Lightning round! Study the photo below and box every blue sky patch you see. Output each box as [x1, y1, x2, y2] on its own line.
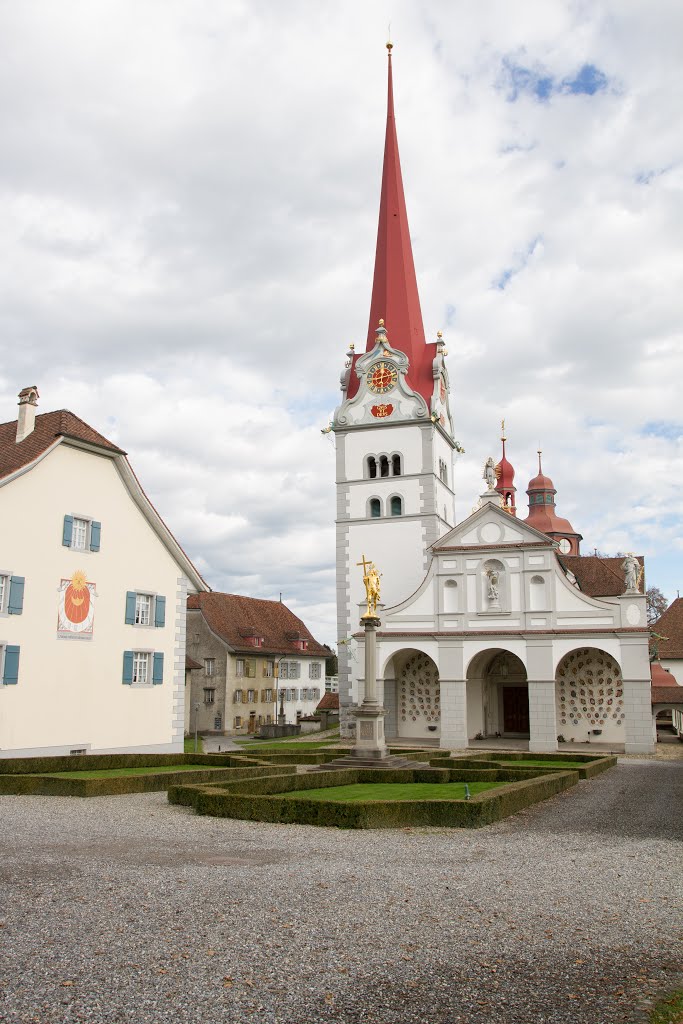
[501, 59, 608, 103]
[641, 420, 683, 441]
[493, 236, 543, 290]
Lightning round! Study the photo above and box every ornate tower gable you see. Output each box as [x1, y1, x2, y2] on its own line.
[333, 321, 428, 429]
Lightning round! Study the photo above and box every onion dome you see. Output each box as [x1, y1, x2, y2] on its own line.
[524, 451, 582, 555]
[494, 421, 516, 515]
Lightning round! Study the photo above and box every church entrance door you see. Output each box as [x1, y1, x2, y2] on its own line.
[503, 686, 530, 734]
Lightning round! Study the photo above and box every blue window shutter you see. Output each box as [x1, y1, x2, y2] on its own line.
[122, 651, 134, 684]
[152, 652, 164, 685]
[154, 595, 166, 628]
[125, 591, 136, 625]
[3, 645, 20, 685]
[62, 515, 73, 547]
[8, 576, 25, 615]
[89, 521, 101, 552]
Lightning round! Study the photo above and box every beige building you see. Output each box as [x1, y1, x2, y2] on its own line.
[0, 387, 206, 756]
[186, 593, 328, 736]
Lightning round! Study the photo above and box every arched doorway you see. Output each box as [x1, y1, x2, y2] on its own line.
[467, 650, 528, 739]
[383, 649, 440, 741]
[654, 706, 679, 743]
[555, 648, 624, 744]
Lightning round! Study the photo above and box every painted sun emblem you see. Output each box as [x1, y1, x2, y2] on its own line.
[64, 569, 91, 623]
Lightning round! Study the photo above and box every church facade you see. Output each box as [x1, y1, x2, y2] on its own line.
[331, 45, 653, 754]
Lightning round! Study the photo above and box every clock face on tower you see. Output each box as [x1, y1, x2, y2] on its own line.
[367, 361, 398, 394]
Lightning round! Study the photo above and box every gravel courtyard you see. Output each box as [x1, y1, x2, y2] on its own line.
[0, 761, 681, 1024]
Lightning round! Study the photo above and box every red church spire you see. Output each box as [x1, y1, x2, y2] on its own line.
[346, 43, 436, 404]
[366, 43, 426, 358]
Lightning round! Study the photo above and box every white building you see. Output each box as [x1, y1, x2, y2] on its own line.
[331, 47, 653, 753]
[0, 386, 206, 756]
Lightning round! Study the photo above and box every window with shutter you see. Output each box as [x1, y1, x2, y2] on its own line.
[122, 651, 134, 685]
[152, 652, 164, 685]
[2, 645, 20, 685]
[7, 576, 24, 615]
[154, 596, 166, 628]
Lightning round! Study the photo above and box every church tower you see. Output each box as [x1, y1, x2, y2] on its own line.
[331, 44, 459, 733]
[523, 451, 583, 555]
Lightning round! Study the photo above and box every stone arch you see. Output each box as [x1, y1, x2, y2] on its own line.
[555, 647, 624, 744]
[653, 704, 682, 743]
[381, 648, 440, 741]
[466, 648, 528, 739]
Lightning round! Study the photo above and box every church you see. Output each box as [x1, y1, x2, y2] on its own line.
[331, 45, 653, 755]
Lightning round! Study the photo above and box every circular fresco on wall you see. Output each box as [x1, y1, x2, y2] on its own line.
[399, 653, 440, 725]
[556, 649, 624, 730]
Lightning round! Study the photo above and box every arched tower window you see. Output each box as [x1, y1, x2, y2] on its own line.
[379, 455, 390, 478]
[390, 496, 402, 517]
[369, 498, 381, 518]
[392, 454, 402, 476]
[367, 456, 377, 479]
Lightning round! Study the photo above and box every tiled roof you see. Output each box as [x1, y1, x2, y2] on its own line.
[651, 663, 678, 687]
[316, 692, 339, 711]
[185, 655, 202, 671]
[558, 554, 644, 598]
[187, 592, 328, 657]
[652, 686, 683, 705]
[652, 598, 683, 659]
[0, 409, 124, 481]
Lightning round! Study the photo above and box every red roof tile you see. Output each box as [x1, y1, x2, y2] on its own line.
[652, 597, 683, 659]
[185, 655, 202, 671]
[651, 663, 678, 687]
[316, 692, 339, 711]
[652, 686, 683, 704]
[558, 554, 644, 598]
[0, 409, 124, 481]
[187, 592, 328, 658]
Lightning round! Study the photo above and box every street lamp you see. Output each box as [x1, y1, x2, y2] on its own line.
[193, 701, 201, 753]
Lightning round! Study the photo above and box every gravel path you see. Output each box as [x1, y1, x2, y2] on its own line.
[0, 761, 681, 1024]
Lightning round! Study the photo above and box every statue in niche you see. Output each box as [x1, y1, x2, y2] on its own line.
[621, 553, 640, 593]
[483, 456, 497, 490]
[485, 567, 501, 608]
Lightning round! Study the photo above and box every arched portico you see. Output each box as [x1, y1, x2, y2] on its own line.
[466, 648, 529, 740]
[382, 648, 440, 741]
[555, 647, 624, 746]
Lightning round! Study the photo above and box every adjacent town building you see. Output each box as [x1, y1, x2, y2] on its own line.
[0, 387, 206, 756]
[186, 592, 328, 735]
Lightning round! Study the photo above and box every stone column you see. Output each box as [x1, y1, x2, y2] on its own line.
[439, 680, 468, 749]
[352, 616, 388, 759]
[526, 638, 557, 752]
[527, 681, 558, 752]
[623, 678, 655, 753]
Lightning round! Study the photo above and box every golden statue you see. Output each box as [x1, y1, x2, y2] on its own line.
[357, 554, 382, 618]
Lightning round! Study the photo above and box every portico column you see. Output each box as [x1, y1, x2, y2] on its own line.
[623, 678, 655, 753]
[527, 680, 558, 752]
[439, 680, 468, 749]
[526, 638, 557, 753]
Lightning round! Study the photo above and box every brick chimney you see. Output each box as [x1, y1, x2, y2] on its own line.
[16, 386, 39, 443]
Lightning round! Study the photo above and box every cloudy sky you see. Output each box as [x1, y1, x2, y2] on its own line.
[1, 0, 681, 644]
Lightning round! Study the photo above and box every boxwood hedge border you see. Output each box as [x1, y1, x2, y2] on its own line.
[168, 765, 579, 829]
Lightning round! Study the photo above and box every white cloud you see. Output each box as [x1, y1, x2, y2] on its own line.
[1, 0, 681, 642]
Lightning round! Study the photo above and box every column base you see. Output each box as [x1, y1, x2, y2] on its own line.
[529, 738, 558, 753]
[352, 702, 388, 759]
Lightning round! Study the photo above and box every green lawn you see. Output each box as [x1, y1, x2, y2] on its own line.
[488, 759, 592, 769]
[281, 782, 502, 802]
[184, 737, 204, 753]
[43, 764, 224, 779]
[649, 989, 683, 1024]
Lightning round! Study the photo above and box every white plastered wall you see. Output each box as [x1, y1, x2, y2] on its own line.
[0, 444, 189, 754]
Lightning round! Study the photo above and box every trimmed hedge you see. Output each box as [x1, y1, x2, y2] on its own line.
[0, 763, 293, 797]
[168, 766, 579, 828]
[0, 752, 245, 775]
[438, 753, 617, 780]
